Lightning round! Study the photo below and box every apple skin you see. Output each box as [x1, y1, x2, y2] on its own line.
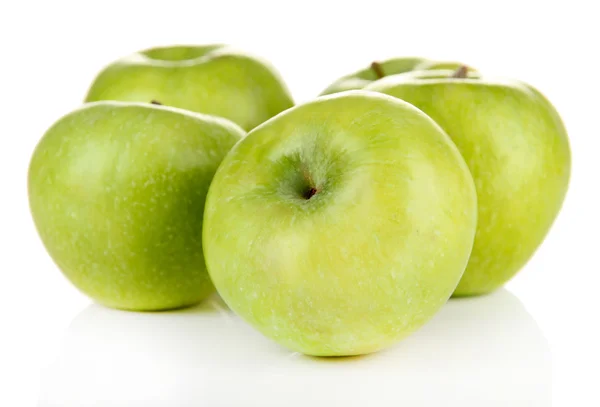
[85, 45, 294, 131]
[203, 91, 478, 356]
[367, 70, 571, 296]
[28, 102, 245, 311]
[320, 57, 471, 95]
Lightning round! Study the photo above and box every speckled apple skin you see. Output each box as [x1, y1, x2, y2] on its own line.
[203, 91, 478, 356]
[367, 71, 571, 296]
[28, 102, 244, 311]
[85, 45, 294, 131]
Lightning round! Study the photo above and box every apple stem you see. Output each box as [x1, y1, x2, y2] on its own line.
[150, 100, 162, 105]
[300, 163, 319, 200]
[303, 187, 319, 200]
[452, 66, 469, 79]
[371, 62, 385, 79]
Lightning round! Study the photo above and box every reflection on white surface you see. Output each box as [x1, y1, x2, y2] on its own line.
[38, 289, 550, 407]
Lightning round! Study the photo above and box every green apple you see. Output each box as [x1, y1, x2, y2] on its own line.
[85, 45, 294, 131]
[320, 57, 472, 95]
[366, 69, 571, 296]
[203, 91, 477, 356]
[28, 102, 244, 311]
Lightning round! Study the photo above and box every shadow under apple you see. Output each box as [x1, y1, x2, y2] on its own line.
[38, 289, 550, 407]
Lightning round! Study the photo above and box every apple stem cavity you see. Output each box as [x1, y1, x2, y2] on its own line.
[150, 100, 162, 105]
[452, 66, 469, 79]
[370, 62, 385, 79]
[303, 187, 319, 200]
[300, 163, 319, 200]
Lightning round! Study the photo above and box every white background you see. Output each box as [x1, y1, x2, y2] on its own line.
[1, 0, 598, 405]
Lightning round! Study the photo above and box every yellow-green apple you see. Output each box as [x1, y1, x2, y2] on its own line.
[85, 45, 293, 131]
[320, 57, 472, 95]
[203, 91, 478, 356]
[28, 102, 244, 311]
[367, 69, 571, 296]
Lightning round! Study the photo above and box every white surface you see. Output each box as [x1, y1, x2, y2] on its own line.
[1, 1, 599, 406]
[39, 290, 550, 407]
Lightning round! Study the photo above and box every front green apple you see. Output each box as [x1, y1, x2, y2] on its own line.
[85, 45, 294, 131]
[367, 70, 571, 296]
[320, 57, 473, 95]
[28, 102, 244, 311]
[203, 91, 478, 356]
